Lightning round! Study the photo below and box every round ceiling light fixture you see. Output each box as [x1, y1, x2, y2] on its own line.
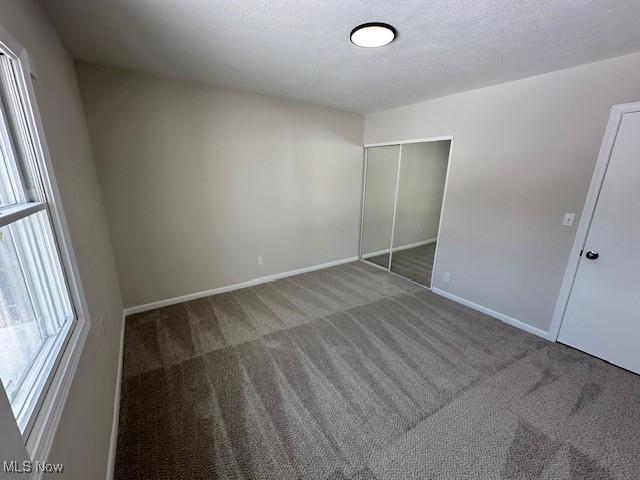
[350, 22, 396, 48]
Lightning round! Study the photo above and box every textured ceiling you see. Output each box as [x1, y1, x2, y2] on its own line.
[40, 0, 640, 113]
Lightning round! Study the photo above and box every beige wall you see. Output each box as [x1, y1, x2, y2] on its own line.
[365, 52, 640, 333]
[0, 1, 123, 479]
[76, 64, 365, 308]
[393, 141, 449, 248]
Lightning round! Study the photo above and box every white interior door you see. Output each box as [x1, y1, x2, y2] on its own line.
[558, 111, 640, 374]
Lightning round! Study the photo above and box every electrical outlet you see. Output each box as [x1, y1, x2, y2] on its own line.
[257, 256, 263, 266]
[562, 213, 576, 226]
[444, 272, 451, 284]
[99, 316, 106, 336]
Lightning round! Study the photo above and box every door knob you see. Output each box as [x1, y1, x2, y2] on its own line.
[585, 251, 599, 260]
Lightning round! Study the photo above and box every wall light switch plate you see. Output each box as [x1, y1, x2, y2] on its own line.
[562, 213, 576, 226]
[257, 256, 263, 266]
[444, 272, 451, 283]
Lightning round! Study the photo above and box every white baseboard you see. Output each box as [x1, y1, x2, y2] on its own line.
[431, 287, 552, 340]
[123, 256, 359, 316]
[362, 237, 437, 259]
[106, 311, 126, 480]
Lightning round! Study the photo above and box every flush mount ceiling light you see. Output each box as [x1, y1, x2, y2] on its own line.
[350, 22, 396, 48]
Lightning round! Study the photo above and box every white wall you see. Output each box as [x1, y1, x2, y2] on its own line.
[0, 1, 123, 479]
[393, 141, 449, 247]
[0, 388, 27, 476]
[76, 63, 365, 309]
[365, 52, 640, 333]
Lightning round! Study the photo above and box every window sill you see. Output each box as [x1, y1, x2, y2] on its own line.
[13, 320, 73, 436]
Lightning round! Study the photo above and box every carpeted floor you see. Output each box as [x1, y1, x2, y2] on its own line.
[115, 261, 640, 479]
[367, 243, 436, 287]
[364, 253, 390, 269]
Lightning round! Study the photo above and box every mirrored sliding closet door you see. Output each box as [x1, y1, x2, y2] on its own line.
[360, 140, 451, 288]
[360, 145, 400, 269]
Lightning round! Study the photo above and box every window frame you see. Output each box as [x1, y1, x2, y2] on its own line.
[0, 23, 91, 467]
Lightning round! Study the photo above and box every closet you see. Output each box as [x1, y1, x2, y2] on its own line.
[360, 139, 451, 288]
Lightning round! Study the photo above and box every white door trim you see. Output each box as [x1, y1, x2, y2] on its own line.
[387, 144, 403, 269]
[549, 102, 640, 341]
[358, 147, 367, 261]
[429, 139, 454, 290]
[364, 135, 453, 148]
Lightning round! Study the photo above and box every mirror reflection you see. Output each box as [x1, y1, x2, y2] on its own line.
[360, 145, 399, 269]
[390, 141, 450, 287]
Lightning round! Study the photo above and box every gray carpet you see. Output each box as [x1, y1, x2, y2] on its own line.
[365, 252, 390, 270]
[115, 261, 640, 479]
[368, 243, 436, 287]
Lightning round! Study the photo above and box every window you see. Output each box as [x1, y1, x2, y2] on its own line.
[0, 46, 76, 437]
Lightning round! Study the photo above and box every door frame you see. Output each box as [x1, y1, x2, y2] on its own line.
[360, 135, 454, 289]
[549, 102, 640, 341]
